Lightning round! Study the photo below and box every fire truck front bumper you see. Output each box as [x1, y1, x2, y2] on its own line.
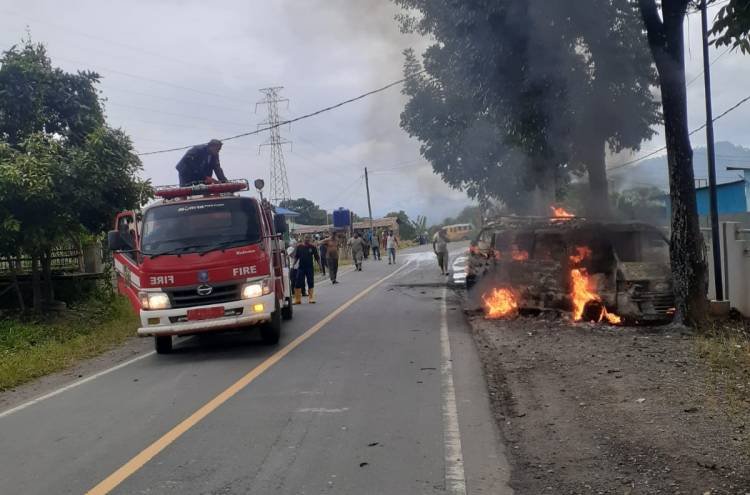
[137, 294, 276, 337]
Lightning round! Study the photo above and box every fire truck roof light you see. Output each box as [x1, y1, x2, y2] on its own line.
[154, 179, 249, 199]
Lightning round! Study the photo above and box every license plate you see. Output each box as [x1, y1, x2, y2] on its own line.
[187, 307, 225, 321]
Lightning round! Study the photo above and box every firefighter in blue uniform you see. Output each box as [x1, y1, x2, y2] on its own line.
[293, 235, 320, 304]
[175, 139, 228, 186]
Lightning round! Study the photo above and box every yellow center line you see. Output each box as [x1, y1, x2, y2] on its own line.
[86, 262, 412, 495]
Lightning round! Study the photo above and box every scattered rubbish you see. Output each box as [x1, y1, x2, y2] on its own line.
[636, 398, 646, 404]
[368, 442, 379, 447]
[359, 462, 369, 467]
[684, 407, 699, 413]
[420, 367, 436, 371]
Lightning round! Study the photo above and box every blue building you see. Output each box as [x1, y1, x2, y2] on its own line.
[695, 179, 749, 215]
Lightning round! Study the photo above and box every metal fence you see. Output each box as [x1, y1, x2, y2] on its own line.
[0, 244, 84, 274]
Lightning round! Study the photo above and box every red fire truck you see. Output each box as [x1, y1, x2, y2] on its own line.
[108, 180, 293, 354]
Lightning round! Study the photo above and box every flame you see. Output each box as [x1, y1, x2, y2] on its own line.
[551, 206, 575, 218]
[482, 288, 518, 319]
[570, 246, 591, 265]
[511, 246, 529, 261]
[569, 247, 621, 325]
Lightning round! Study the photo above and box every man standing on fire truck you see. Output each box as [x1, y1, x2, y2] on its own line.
[175, 139, 228, 186]
[293, 235, 320, 304]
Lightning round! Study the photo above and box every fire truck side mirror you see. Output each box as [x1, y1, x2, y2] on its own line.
[274, 215, 288, 234]
[107, 230, 124, 251]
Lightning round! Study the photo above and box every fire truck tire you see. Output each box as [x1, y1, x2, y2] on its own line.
[154, 336, 173, 354]
[281, 296, 293, 320]
[261, 299, 281, 345]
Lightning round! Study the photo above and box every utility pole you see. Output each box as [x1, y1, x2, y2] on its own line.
[256, 87, 292, 205]
[701, 0, 724, 301]
[364, 167, 374, 242]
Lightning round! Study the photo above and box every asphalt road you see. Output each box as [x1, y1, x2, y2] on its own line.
[0, 243, 511, 495]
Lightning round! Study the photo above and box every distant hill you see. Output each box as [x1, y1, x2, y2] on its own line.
[610, 141, 750, 192]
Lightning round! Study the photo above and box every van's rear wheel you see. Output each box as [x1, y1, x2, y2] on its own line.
[261, 299, 281, 345]
[155, 336, 173, 354]
[281, 296, 293, 320]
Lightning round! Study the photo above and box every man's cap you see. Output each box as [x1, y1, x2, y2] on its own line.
[208, 139, 223, 146]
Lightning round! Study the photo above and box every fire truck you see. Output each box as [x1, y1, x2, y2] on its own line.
[107, 180, 293, 354]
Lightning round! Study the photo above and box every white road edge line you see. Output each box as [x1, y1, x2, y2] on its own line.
[0, 351, 156, 419]
[441, 286, 467, 494]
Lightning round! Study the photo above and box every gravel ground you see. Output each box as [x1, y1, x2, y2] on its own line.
[468, 311, 750, 494]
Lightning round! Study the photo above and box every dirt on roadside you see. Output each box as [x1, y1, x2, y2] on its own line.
[468, 312, 750, 494]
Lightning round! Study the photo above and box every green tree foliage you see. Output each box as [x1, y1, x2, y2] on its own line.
[0, 43, 103, 147]
[279, 198, 328, 225]
[394, 1, 659, 215]
[710, 0, 750, 53]
[385, 210, 417, 240]
[614, 186, 667, 223]
[0, 41, 148, 311]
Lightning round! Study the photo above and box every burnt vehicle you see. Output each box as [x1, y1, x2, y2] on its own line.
[467, 218, 674, 323]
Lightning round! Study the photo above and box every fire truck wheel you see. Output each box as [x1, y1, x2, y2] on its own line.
[154, 336, 173, 354]
[261, 299, 282, 345]
[281, 296, 293, 320]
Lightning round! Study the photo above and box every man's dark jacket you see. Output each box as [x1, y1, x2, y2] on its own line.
[175, 144, 227, 186]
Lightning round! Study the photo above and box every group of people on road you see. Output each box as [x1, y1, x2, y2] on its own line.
[285, 230, 401, 305]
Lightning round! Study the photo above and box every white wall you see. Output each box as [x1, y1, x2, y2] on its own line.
[705, 222, 750, 315]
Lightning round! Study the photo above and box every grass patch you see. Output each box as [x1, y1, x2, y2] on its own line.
[0, 296, 138, 391]
[695, 320, 750, 413]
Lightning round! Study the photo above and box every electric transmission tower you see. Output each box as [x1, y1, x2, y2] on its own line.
[256, 87, 292, 204]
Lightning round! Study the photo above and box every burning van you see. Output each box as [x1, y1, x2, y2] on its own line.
[467, 218, 674, 324]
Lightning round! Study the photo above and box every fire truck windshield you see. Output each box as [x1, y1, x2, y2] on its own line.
[141, 198, 262, 256]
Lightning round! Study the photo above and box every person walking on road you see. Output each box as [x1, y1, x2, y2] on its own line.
[433, 228, 450, 275]
[386, 230, 399, 265]
[293, 235, 320, 304]
[175, 139, 228, 186]
[349, 232, 366, 271]
[323, 235, 340, 284]
[318, 238, 327, 276]
[371, 230, 381, 260]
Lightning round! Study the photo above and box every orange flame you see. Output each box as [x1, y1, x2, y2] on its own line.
[511, 246, 529, 261]
[482, 288, 518, 319]
[569, 247, 621, 325]
[551, 206, 575, 218]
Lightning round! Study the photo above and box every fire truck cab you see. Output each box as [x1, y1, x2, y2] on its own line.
[108, 180, 293, 353]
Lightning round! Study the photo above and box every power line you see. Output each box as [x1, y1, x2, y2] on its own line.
[136, 70, 427, 157]
[686, 45, 732, 86]
[106, 101, 249, 127]
[53, 55, 253, 105]
[609, 93, 750, 172]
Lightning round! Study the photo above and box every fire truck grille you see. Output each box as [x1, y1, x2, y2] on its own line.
[166, 283, 241, 309]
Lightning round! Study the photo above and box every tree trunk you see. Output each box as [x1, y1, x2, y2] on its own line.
[639, 0, 708, 325]
[31, 255, 42, 313]
[585, 140, 611, 219]
[11, 256, 25, 311]
[41, 248, 54, 303]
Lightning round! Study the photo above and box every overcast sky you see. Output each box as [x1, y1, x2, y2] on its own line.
[1, 1, 748, 221]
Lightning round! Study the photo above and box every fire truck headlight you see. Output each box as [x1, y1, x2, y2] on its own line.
[242, 283, 263, 299]
[140, 292, 171, 310]
[242, 278, 272, 299]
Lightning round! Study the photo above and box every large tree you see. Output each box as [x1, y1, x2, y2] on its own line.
[395, 0, 660, 216]
[0, 41, 148, 311]
[279, 197, 328, 225]
[636, 0, 707, 324]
